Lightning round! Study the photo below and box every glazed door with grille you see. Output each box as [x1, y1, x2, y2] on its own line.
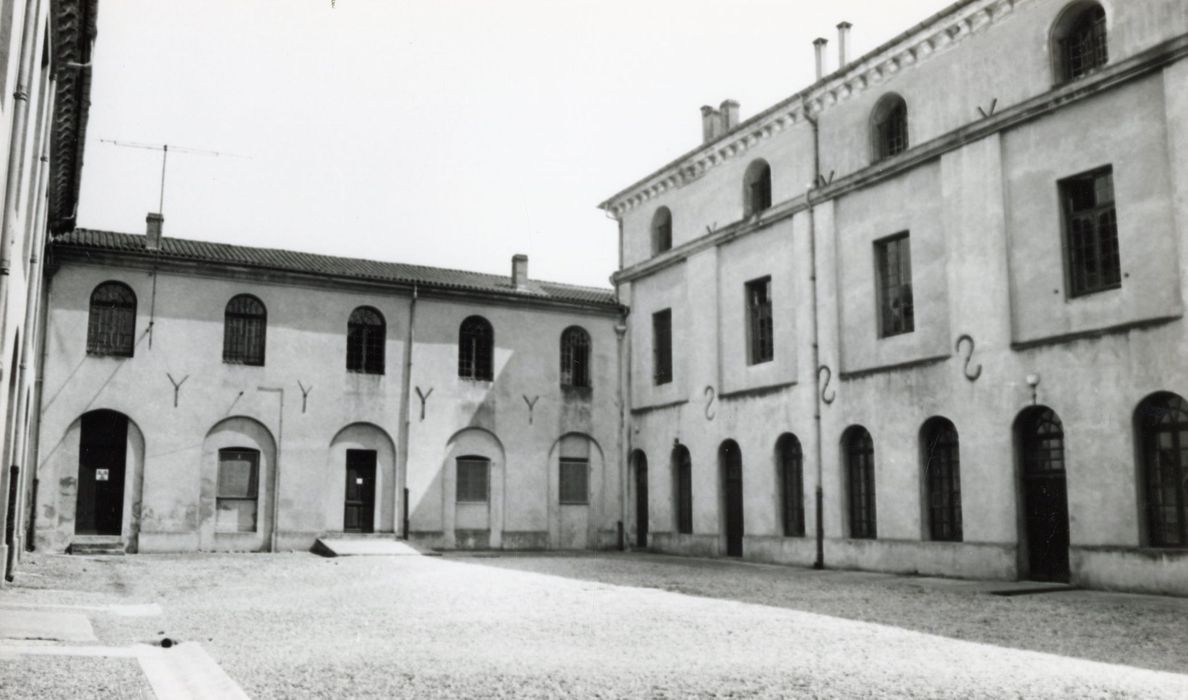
[344, 450, 376, 533]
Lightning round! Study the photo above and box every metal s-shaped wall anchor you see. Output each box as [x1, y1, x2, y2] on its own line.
[955, 334, 983, 382]
[704, 385, 717, 421]
[817, 365, 836, 405]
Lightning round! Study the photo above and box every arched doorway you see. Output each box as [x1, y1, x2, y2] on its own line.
[719, 440, 744, 557]
[1016, 406, 1069, 582]
[632, 450, 648, 548]
[75, 410, 130, 536]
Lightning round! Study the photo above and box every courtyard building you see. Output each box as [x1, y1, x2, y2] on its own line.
[600, 0, 1188, 596]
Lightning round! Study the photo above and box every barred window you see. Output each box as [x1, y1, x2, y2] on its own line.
[458, 316, 494, 380]
[347, 306, 385, 375]
[872, 94, 908, 161]
[216, 448, 259, 533]
[559, 458, 589, 505]
[86, 282, 136, 357]
[844, 426, 876, 539]
[1056, 4, 1108, 82]
[560, 326, 591, 388]
[1061, 167, 1119, 298]
[922, 417, 962, 542]
[223, 295, 267, 366]
[652, 309, 672, 385]
[777, 434, 805, 537]
[743, 159, 772, 217]
[1138, 393, 1188, 547]
[746, 277, 773, 365]
[652, 207, 673, 255]
[456, 456, 489, 503]
[876, 233, 914, 337]
[673, 445, 693, 534]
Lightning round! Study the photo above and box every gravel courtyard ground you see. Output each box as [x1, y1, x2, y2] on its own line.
[2, 550, 1187, 698]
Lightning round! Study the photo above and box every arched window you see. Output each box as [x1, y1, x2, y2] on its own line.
[86, 282, 136, 357]
[921, 417, 962, 542]
[1053, 3, 1108, 83]
[777, 433, 804, 537]
[223, 295, 267, 366]
[560, 326, 591, 388]
[458, 315, 493, 380]
[871, 94, 908, 161]
[651, 206, 673, 255]
[743, 159, 772, 217]
[1138, 393, 1188, 547]
[673, 444, 693, 534]
[843, 426, 876, 539]
[346, 306, 385, 375]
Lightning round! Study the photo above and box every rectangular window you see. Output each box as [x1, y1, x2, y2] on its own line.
[1061, 167, 1120, 298]
[456, 457, 489, 503]
[745, 276, 773, 365]
[559, 458, 589, 505]
[875, 233, 914, 337]
[216, 449, 259, 533]
[652, 309, 672, 385]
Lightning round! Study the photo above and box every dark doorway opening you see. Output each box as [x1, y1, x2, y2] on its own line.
[1017, 407, 1070, 582]
[720, 440, 744, 557]
[344, 449, 377, 533]
[75, 410, 129, 536]
[634, 452, 648, 548]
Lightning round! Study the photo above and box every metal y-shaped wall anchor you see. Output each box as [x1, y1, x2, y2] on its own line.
[415, 386, 433, 421]
[297, 381, 312, 413]
[523, 394, 540, 424]
[166, 373, 188, 408]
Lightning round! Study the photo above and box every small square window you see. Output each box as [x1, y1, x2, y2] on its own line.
[456, 457, 489, 503]
[875, 233, 914, 338]
[216, 449, 259, 533]
[1060, 166, 1119, 298]
[745, 277, 773, 365]
[559, 458, 589, 505]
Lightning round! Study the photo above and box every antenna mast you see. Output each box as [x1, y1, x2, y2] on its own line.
[98, 139, 250, 216]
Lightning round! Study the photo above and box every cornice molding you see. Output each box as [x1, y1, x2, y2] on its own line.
[598, 0, 1029, 218]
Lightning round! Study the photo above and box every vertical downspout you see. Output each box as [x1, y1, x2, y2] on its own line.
[615, 307, 628, 551]
[804, 99, 826, 570]
[26, 262, 50, 550]
[396, 284, 417, 539]
[258, 387, 284, 552]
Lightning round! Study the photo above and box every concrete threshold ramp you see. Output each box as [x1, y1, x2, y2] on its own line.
[312, 538, 434, 557]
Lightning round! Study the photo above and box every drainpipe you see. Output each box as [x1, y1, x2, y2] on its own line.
[258, 386, 284, 552]
[396, 284, 417, 539]
[615, 307, 629, 551]
[803, 99, 826, 570]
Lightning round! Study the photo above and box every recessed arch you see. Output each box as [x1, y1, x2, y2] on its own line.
[718, 439, 744, 557]
[842, 425, 876, 539]
[201, 415, 277, 551]
[920, 416, 962, 542]
[1134, 391, 1188, 547]
[328, 422, 397, 534]
[775, 433, 804, 537]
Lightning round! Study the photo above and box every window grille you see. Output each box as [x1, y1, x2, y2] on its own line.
[876, 234, 914, 337]
[456, 457, 490, 503]
[223, 295, 267, 366]
[1139, 393, 1188, 547]
[652, 309, 672, 385]
[1061, 6, 1108, 81]
[674, 446, 693, 534]
[86, 282, 136, 357]
[845, 427, 877, 539]
[652, 207, 673, 255]
[560, 326, 591, 388]
[347, 306, 385, 374]
[216, 448, 259, 533]
[559, 458, 589, 505]
[778, 434, 805, 537]
[1062, 167, 1119, 297]
[923, 419, 962, 542]
[874, 97, 908, 160]
[746, 277, 773, 365]
[458, 316, 494, 380]
[744, 161, 772, 216]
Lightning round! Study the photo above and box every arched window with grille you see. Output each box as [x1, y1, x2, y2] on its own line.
[87, 282, 137, 357]
[560, 326, 591, 388]
[921, 417, 962, 542]
[843, 426, 876, 539]
[1137, 392, 1188, 547]
[1052, 2, 1108, 83]
[346, 306, 385, 374]
[223, 294, 267, 366]
[458, 315, 493, 380]
[871, 94, 908, 162]
[743, 159, 772, 217]
[651, 206, 673, 255]
[777, 433, 804, 537]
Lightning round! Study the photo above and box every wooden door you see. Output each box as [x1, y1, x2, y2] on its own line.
[1020, 408, 1069, 582]
[344, 450, 376, 533]
[75, 411, 128, 536]
[635, 457, 648, 548]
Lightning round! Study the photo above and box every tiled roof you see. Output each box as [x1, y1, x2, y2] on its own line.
[49, 0, 99, 234]
[55, 229, 620, 309]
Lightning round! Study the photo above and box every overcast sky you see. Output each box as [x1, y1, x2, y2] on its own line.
[76, 0, 954, 288]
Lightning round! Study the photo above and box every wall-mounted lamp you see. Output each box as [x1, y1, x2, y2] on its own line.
[1026, 373, 1041, 405]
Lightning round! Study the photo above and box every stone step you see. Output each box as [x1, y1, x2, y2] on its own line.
[69, 536, 126, 556]
[312, 537, 432, 557]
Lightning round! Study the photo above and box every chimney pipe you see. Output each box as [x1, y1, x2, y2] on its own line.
[146, 212, 163, 251]
[837, 22, 852, 67]
[700, 105, 722, 143]
[511, 254, 528, 290]
[813, 37, 829, 80]
[719, 99, 740, 133]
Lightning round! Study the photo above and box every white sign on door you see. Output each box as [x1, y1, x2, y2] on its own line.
[96, 469, 109, 482]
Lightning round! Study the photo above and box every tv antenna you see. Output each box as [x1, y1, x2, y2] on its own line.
[98, 139, 251, 215]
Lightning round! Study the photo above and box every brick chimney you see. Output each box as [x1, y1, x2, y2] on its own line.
[700, 105, 722, 143]
[813, 37, 829, 80]
[837, 22, 852, 67]
[146, 212, 163, 251]
[720, 99, 740, 132]
[512, 254, 528, 290]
